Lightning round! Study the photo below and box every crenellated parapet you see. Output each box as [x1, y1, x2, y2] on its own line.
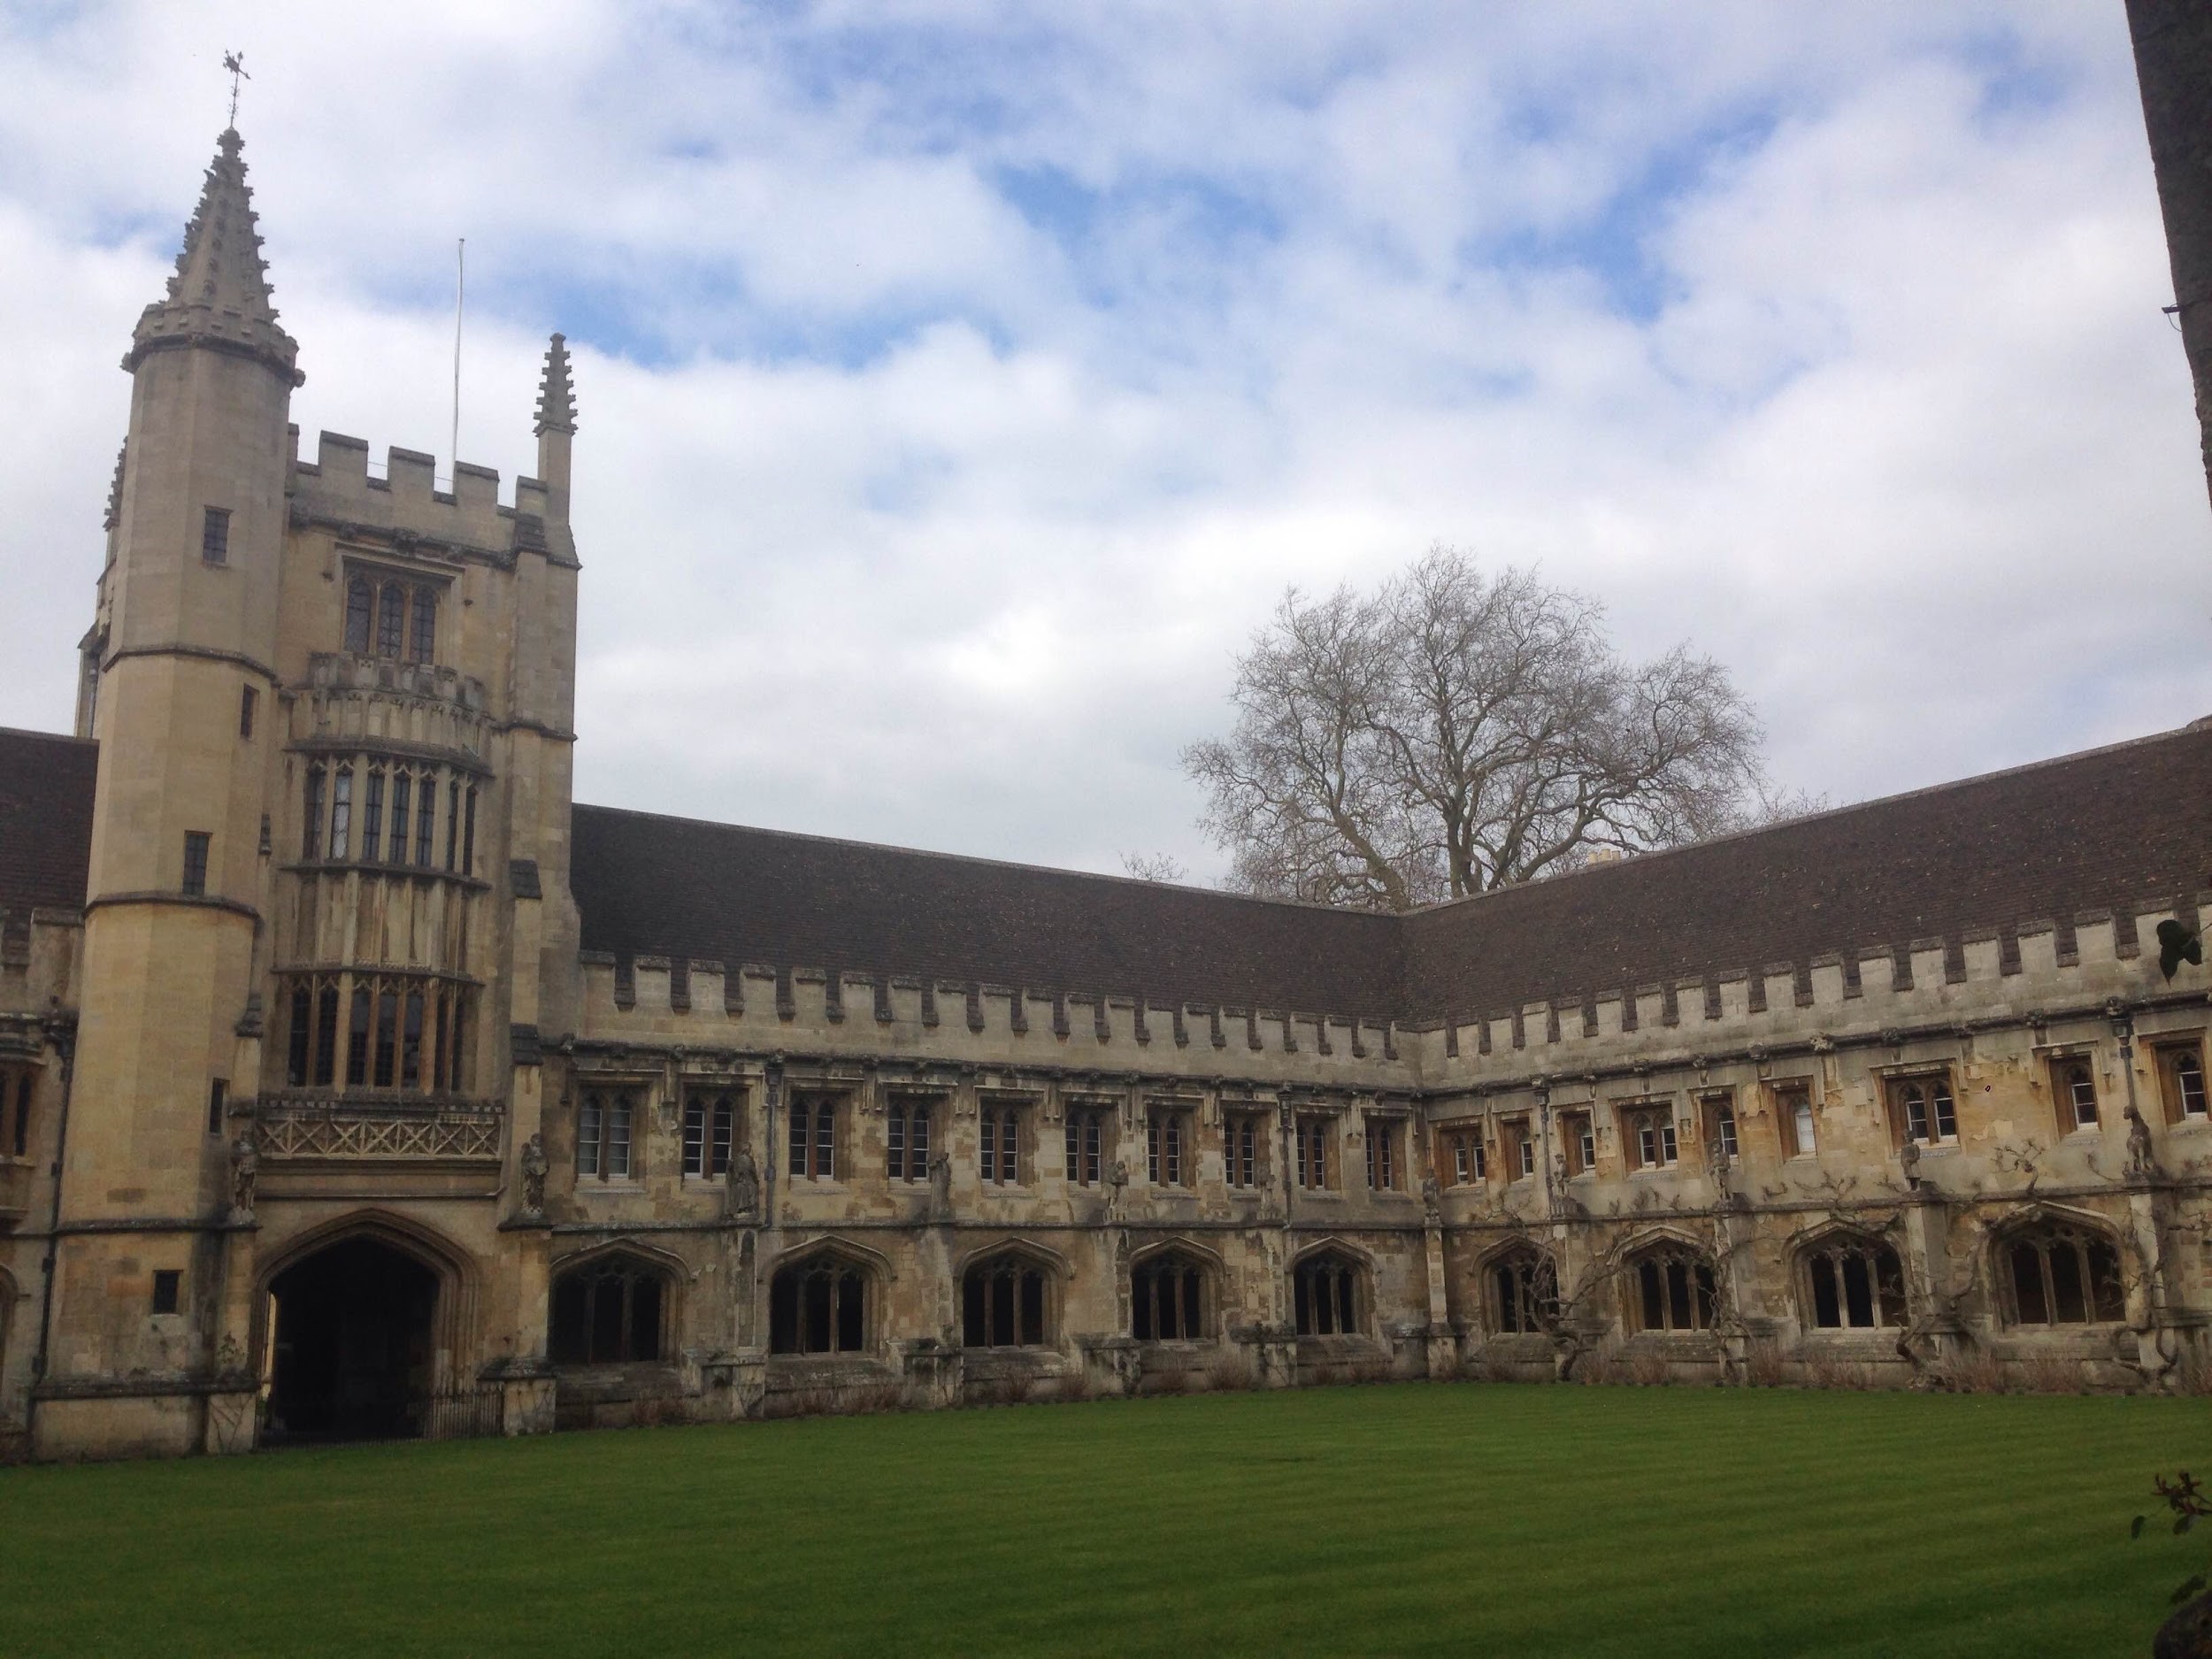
[288, 428, 575, 572]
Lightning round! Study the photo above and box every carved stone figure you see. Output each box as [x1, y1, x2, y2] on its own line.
[519, 1132, 549, 1214]
[1897, 1138, 1921, 1191]
[228, 1133, 258, 1218]
[2128, 1105, 2159, 1178]
[930, 1148, 952, 1217]
[1106, 1156, 1128, 1220]
[1420, 1172, 1441, 1224]
[726, 1146, 760, 1217]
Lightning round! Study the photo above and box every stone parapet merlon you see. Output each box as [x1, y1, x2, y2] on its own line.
[288, 427, 576, 572]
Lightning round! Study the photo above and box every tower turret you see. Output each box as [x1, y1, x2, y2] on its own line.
[40, 129, 300, 1456]
[534, 332, 576, 522]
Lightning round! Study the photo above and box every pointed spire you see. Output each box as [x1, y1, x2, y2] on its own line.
[125, 129, 301, 384]
[103, 442, 127, 532]
[534, 333, 576, 435]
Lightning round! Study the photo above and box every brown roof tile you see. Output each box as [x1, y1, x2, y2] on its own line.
[0, 726, 96, 922]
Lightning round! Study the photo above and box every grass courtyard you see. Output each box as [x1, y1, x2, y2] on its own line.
[2, 1382, 2206, 1656]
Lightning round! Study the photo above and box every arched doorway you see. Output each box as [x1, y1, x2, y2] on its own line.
[265, 1237, 439, 1442]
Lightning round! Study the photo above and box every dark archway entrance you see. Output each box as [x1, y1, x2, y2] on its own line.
[265, 1237, 439, 1442]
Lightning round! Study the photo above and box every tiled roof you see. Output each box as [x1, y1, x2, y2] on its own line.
[569, 807, 1407, 1020]
[1401, 719, 2212, 1020]
[11, 716, 2211, 1029]
[0, 726, 96, 922]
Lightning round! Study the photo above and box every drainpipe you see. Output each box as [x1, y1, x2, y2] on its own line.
[26, 1014, 79, 1452]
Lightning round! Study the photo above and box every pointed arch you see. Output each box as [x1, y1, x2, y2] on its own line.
[961, 1240, 1059, 1349]
[769, 1240, 879, 1356]
[1621, 1231, 1718, 1334]
[550, 1243, 681, 1367]
[1477, 1240, 1559, 1335]
[1291, 1240, 1369, 1338]
[1131, 1239, 1217, 1342]
[1788, 1222, 1909, 1332]
[1987, 1207, 2126, 1327]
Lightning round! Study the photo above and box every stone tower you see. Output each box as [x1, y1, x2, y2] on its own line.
[40, 128, 303, 1455]
[34, 127, 583, 1458]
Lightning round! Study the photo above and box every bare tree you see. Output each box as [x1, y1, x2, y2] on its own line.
[1183, 546, 1770, 910]
[1119, 851, 1189, 883]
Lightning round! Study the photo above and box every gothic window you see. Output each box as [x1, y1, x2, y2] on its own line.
[346, 987, 370, 1086]
[578, 1089, 637, 1180]
[2159, 1042, 2208, 1123]
[1489, 1246, 1557, 1335]
[1294, 1249, 1363, 1337]
[1225, 1111, 1262, 1188]
[1499, 1116, 1535, 1179]
[410, 587, 436, 664]
[1364, 1115, 1402, 1191]
[329, 766, 353, 861]
[344, 578, 373, 653]
[962, 1250, 1049, 1348]
[2051, 1058, 2098, 1133]
[206, 1078, 226, 1135]
[679, 1094, 735, 1179]
[385, 771, 411, 864]
[1294, 1117, 1333, 1190]
[1775, 1082, 1817, 1158]
[1064, 1107, 1104, 1186]
[886, 1095, 933, 1182]
[415, 771, 437, 867]
[180, 831, 210, 897]
[788, 1094, 838, 1181]
[1442, 1127, 1486, 1185]
[239, 684, 257, 740]
[1559, 1110, 1595, 1178]
[1801, 1233, 1909, 1330]
[2001, 1223, 2125, 1326]
[303, 766, 326, 859]
[1626, 1241, 1718, 1333]
[3, 1068, 31, 1158]
[1623, 1103, 1678, 1171]
[1701, 1092, 1739, 1163]
[400, 991, 426, 1090]
[462, 787, 478, 875]
[549, 1255, 666, 1365]
[1885, 1072, 1959, 1147]
[770, 1254, 868, 1355]
[361, 769, 385, 862]
[1148, 1109, 1190, 1187]
[376, 583, 405, 657]
[1133, 1249, 1210, 1341]
[444, 780, 461, 872]
[980, 1103, 1023, 1185]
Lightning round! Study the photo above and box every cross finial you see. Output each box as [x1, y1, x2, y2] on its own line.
[222, 50, 250, 129]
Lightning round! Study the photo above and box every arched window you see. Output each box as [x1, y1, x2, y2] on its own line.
[1489, 1246, 1558, 1335]
[1133, 1249, 1210, 1341]
[963, 1250, 1050, 1348]
[410, 587, 437, 664]
[1800, 1233, 1908, 1329]
[770, 1254, 869, 1355]
[549, 1254, 667, 1365]
[344, 577, 373, 653]
[1626, 1241, 1717, 1333]
[1294, 1249, 1363, 1337]
[2002, 1222, 2125, 1326]
[376, 583, 405, 657]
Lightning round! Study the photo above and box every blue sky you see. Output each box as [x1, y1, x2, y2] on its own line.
[0, 1, 2205, 881]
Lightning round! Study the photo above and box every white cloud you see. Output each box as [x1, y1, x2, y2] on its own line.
[0, 0, 2204, 886]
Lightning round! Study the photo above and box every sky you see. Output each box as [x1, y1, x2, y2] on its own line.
[1, 1, 2206, 884]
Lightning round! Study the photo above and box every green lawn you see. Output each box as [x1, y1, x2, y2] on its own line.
[3, 1383, 2206, 1656]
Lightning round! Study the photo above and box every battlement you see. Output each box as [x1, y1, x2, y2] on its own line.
[287, 427, 572, 570]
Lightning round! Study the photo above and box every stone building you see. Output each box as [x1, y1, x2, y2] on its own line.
[4, 70, 2212, 1458]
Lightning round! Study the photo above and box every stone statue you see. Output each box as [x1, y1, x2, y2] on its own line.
[519, 1132, 549, 1214]
[726, 1146, 761, 1218]
[929, 1148, 952, 1217]
[228, 1133, 258, 1218]
[1106, 1156, 1128, 1220]
[2127, 1105, 2158, 1178]
[1897, 1138, 1921, 1191]
[1420, 1172, 1440, 1224]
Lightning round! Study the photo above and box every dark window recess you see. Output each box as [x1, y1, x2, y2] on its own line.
[1629, 1246, 1717, 1333]
[2004, 1225, 2126, 1325]
[151, 1270, 181, 1316]
[770, 1256, 867, 1354]
[1132, 1251, 1208, 1340]
[238, 684, 257, 739]
[549, 1256, 665, 1364]
[962, 1254, 1048, 1348]
[1804, 1234, 1909, 1330]
[180, 831, 211, 897]
[9, 1071, 30, 1158]
[1294, 1251, 1361, 1336]
[206, 1078, 227, 1135]
[303, 767, 326, 860]
[362, 771, 385, 863]
[201, 506, 230, 564]
[1491, 1247, 1557, 1334]
[345, 577, 373, 653]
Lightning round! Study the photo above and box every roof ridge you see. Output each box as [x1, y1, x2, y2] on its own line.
[0, 725, 95, 749]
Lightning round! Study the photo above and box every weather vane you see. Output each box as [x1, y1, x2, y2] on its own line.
[223, 50, 250, 128]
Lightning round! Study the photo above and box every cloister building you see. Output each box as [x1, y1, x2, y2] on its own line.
[4, 77, 2212, 1457]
